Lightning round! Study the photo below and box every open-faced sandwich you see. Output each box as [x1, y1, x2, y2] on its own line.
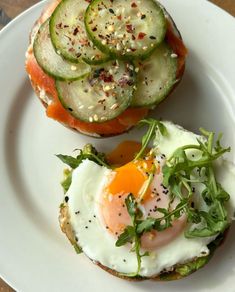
[58, 119, 235, 280]
[25, 0, 187, 137]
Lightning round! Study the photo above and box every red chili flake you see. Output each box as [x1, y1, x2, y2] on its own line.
[100, 72, 114, 83]
[131, 2, 137, 8]
[138, 32, 146, 40]
[92, 27, 97, 31]
[131, 48, 136, 52]
[126, 24, 134, 33]
[117, 15, 122, 20]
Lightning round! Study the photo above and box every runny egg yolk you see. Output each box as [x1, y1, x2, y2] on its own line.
[99, 141, 186, 250]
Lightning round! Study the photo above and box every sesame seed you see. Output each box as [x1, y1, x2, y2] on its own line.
[93, 114, 99, 122]
[171, 53, 178, 58]
[142, 46, 148, 50]
[89, 117, 94, 122]
[79, 105, 84, 109]
[108, 25, 114, 32]
[88, 105, 94, 110]
[102, 39, 107, 45]
[104, 85, 111, 91]
[70, 65, 77, 71]
[116, 43, 121, 50]
[110, 103, 119, 110]
[135, 67, 139, 73]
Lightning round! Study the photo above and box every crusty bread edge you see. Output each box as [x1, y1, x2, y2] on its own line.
[59, 202, 228, 282]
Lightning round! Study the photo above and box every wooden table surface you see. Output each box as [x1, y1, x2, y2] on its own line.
[0, 0, 234, 291]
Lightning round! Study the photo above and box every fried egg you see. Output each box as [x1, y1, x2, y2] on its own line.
[64, 121, 235, 277]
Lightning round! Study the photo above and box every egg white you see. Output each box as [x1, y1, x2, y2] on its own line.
[66, 121, 235, 277]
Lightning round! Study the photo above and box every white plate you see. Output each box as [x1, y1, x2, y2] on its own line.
[0, 0, 235, 291]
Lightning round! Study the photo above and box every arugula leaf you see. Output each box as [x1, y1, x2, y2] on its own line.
[134, 119, 167, 160]
[116, 226, 135, 246]
[57, 144, 110, 169]
[58, 144, 110, 193]
[125, 194, 138, 218]
[115, 194, 147, 277]
[163, 128, 230, 238]
[136, 217, 156, 234]
[57, 155, 81, 169]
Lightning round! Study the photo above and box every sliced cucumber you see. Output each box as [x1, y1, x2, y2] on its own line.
[49, 0, 110, 65]
[56, 61, 136, 123]
[33, 19, 90, 81]
[85, 0, 167, 59]
[131, 42, 178, 107]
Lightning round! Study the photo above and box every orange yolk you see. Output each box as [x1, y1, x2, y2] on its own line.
[107, 160, 155, 200]
[106, 140, 150, 166]
[99, 141, 187, 250]
[100, 159, 156, 235]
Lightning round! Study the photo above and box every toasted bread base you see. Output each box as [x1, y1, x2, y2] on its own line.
[59, 202, 226, 281]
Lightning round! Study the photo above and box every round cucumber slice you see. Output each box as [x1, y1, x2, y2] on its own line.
[56, 61, 136, 123]
[85, 0, 167, 59]
[33, 19, 90, 81]
[49, 0, 110, 65]
[131, 42, 178, 107]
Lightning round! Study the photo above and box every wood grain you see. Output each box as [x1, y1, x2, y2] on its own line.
[211, 0, 235, 16]
[0, 0, 234, 291]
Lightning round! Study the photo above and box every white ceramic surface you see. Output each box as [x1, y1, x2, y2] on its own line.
[0, 0, 235, 291]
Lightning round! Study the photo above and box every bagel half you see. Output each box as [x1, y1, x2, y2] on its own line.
[25, 0, 187, 137]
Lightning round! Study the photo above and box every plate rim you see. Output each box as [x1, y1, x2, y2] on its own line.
[0, 0, 235, 291]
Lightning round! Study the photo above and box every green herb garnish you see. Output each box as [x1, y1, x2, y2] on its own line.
[58, 144, 110, 193]
[115, 194, 148, 277]
[134, 118, 167, 161]
[115, 119, 231, 276]
[57, 144, 110, 169]
[163, 127, 230, 238]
